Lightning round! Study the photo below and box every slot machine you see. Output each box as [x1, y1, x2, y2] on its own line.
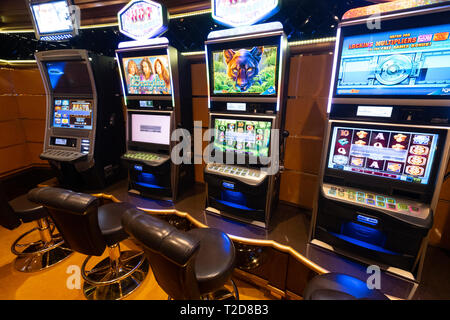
[115, 0, 193, 201]
[30, 0, 126, 190]
[204, 0, 289, 229]
[309, 1, 450, 282]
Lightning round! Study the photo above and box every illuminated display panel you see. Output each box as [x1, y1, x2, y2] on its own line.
[213, 118, 272, 157]
[45, 61, 92, 94]
[121, 55, 172, 95]
[212, 46, 278, 96]
[212, 0, 280, 27]
[31, 1, 73, 35]
[52, 99, 93, 130]
[130, 114, 171, 145]
[336, 23, 450, 96]
[327, 126, 440, 185]
[118, 0, 168, 41]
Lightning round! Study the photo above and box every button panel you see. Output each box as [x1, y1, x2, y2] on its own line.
[122, 152, 168, 165]
[324, 183, 429, 220]
[206, 163, 266, 185]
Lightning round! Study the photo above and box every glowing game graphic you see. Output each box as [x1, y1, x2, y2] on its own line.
[336, 23, 450, 96]
[213, 46, 277, 95]
[122, 55, 172, 95]
[327, 127, 439, 185]
[53, 99, 92, 130]
[32, 1, 73, 34]
[214, 119, 272, 157]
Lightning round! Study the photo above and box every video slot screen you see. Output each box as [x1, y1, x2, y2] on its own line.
[121, 55, 172, 95]
[336, 23, 450, 96]
[130, 114, 171, 145]
[213, 118, 272, 157]
[327, 126, 440, 185]
[31, 1, 73, 35]
[45, 61, 92, 94]
[212, 45, 278, 95]
[52, 99, 93, 130]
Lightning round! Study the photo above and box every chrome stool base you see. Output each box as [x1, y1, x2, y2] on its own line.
[83, 250, 149, 300]
[14, 242, 73, 272]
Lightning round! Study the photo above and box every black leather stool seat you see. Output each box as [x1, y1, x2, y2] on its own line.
[303, 273, 388, 300]
[187, 228, 235, 294]
[98, 202, 136, 246]
[9, 193, 48, 223]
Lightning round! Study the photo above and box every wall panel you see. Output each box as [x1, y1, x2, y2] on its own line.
[0, 96, 19, 122]
[0, 120, 26, 148]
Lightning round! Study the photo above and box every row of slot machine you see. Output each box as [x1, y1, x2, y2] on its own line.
[27, 0, 450, 284]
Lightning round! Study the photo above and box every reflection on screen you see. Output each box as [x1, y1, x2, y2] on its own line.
[131, 114, 171, 145]
[327, 126, 439, 185]
[122, 55, 172, 95]
[45, 61, 92, 94]
[53, 99, 92, 130]
[336, 23, 450, 96]
[214, 119, 272, 157]
[212, 46, 278, 95]
[32, 1, 73, 34]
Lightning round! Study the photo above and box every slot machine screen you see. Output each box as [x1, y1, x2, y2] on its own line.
[45, 61, 93, 94]
[52, 99, 93, 130]
[213, 118, 272, 157]
[326, 126, 441, 185]
[121, 55, 172, 95]
[31, 0, 73, 35]
[212, 45, 278, 96]
[130, 114, 171, 146]
[335, 22, 450, 97]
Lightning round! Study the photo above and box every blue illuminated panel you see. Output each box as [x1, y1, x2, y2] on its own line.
[336, 23, 450, 96]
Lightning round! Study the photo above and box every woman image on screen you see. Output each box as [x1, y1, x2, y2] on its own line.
[154, 58, 171, 94]
[140, 58, 155, 94]
[127, 59, 140, 94]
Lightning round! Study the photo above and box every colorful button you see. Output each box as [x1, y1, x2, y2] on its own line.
[357, 196, 365, 203]
[366, 199, 375, 205]
[387, 204, 396, 210]
[338, 191, 345, 197]
[386, 198, 396, 204]
[366, 194, 375, 200]
[328, 189, 336, 195]
[377, 201, 385, 208]
[410, 206, 419, 212]
[348, 194, 355, 200]
[356, 192, 365, 198]
[398, 203, 409, 211]
[376, 196, 385, 202]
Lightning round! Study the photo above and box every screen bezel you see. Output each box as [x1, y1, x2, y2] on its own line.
[209, 114, 275, 165]
[333, 10, 450, 100]
[324, 122, 447, 197]
[31, 0, 74, 35]
[127, 111, 172, 151]
[51, 98, 94, 131]
[207, 35, 281, 98]
[117, 48, 173, 98]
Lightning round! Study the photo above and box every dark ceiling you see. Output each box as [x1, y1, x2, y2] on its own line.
[0, 0, 389, 60]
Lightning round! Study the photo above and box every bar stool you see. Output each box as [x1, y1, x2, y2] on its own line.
[0, 186, 72, 272]
[122, 208, 239, 300]
[27, 187, 149, 300]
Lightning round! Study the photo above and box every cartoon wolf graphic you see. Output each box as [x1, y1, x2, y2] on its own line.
[223, 46, 264, 92]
